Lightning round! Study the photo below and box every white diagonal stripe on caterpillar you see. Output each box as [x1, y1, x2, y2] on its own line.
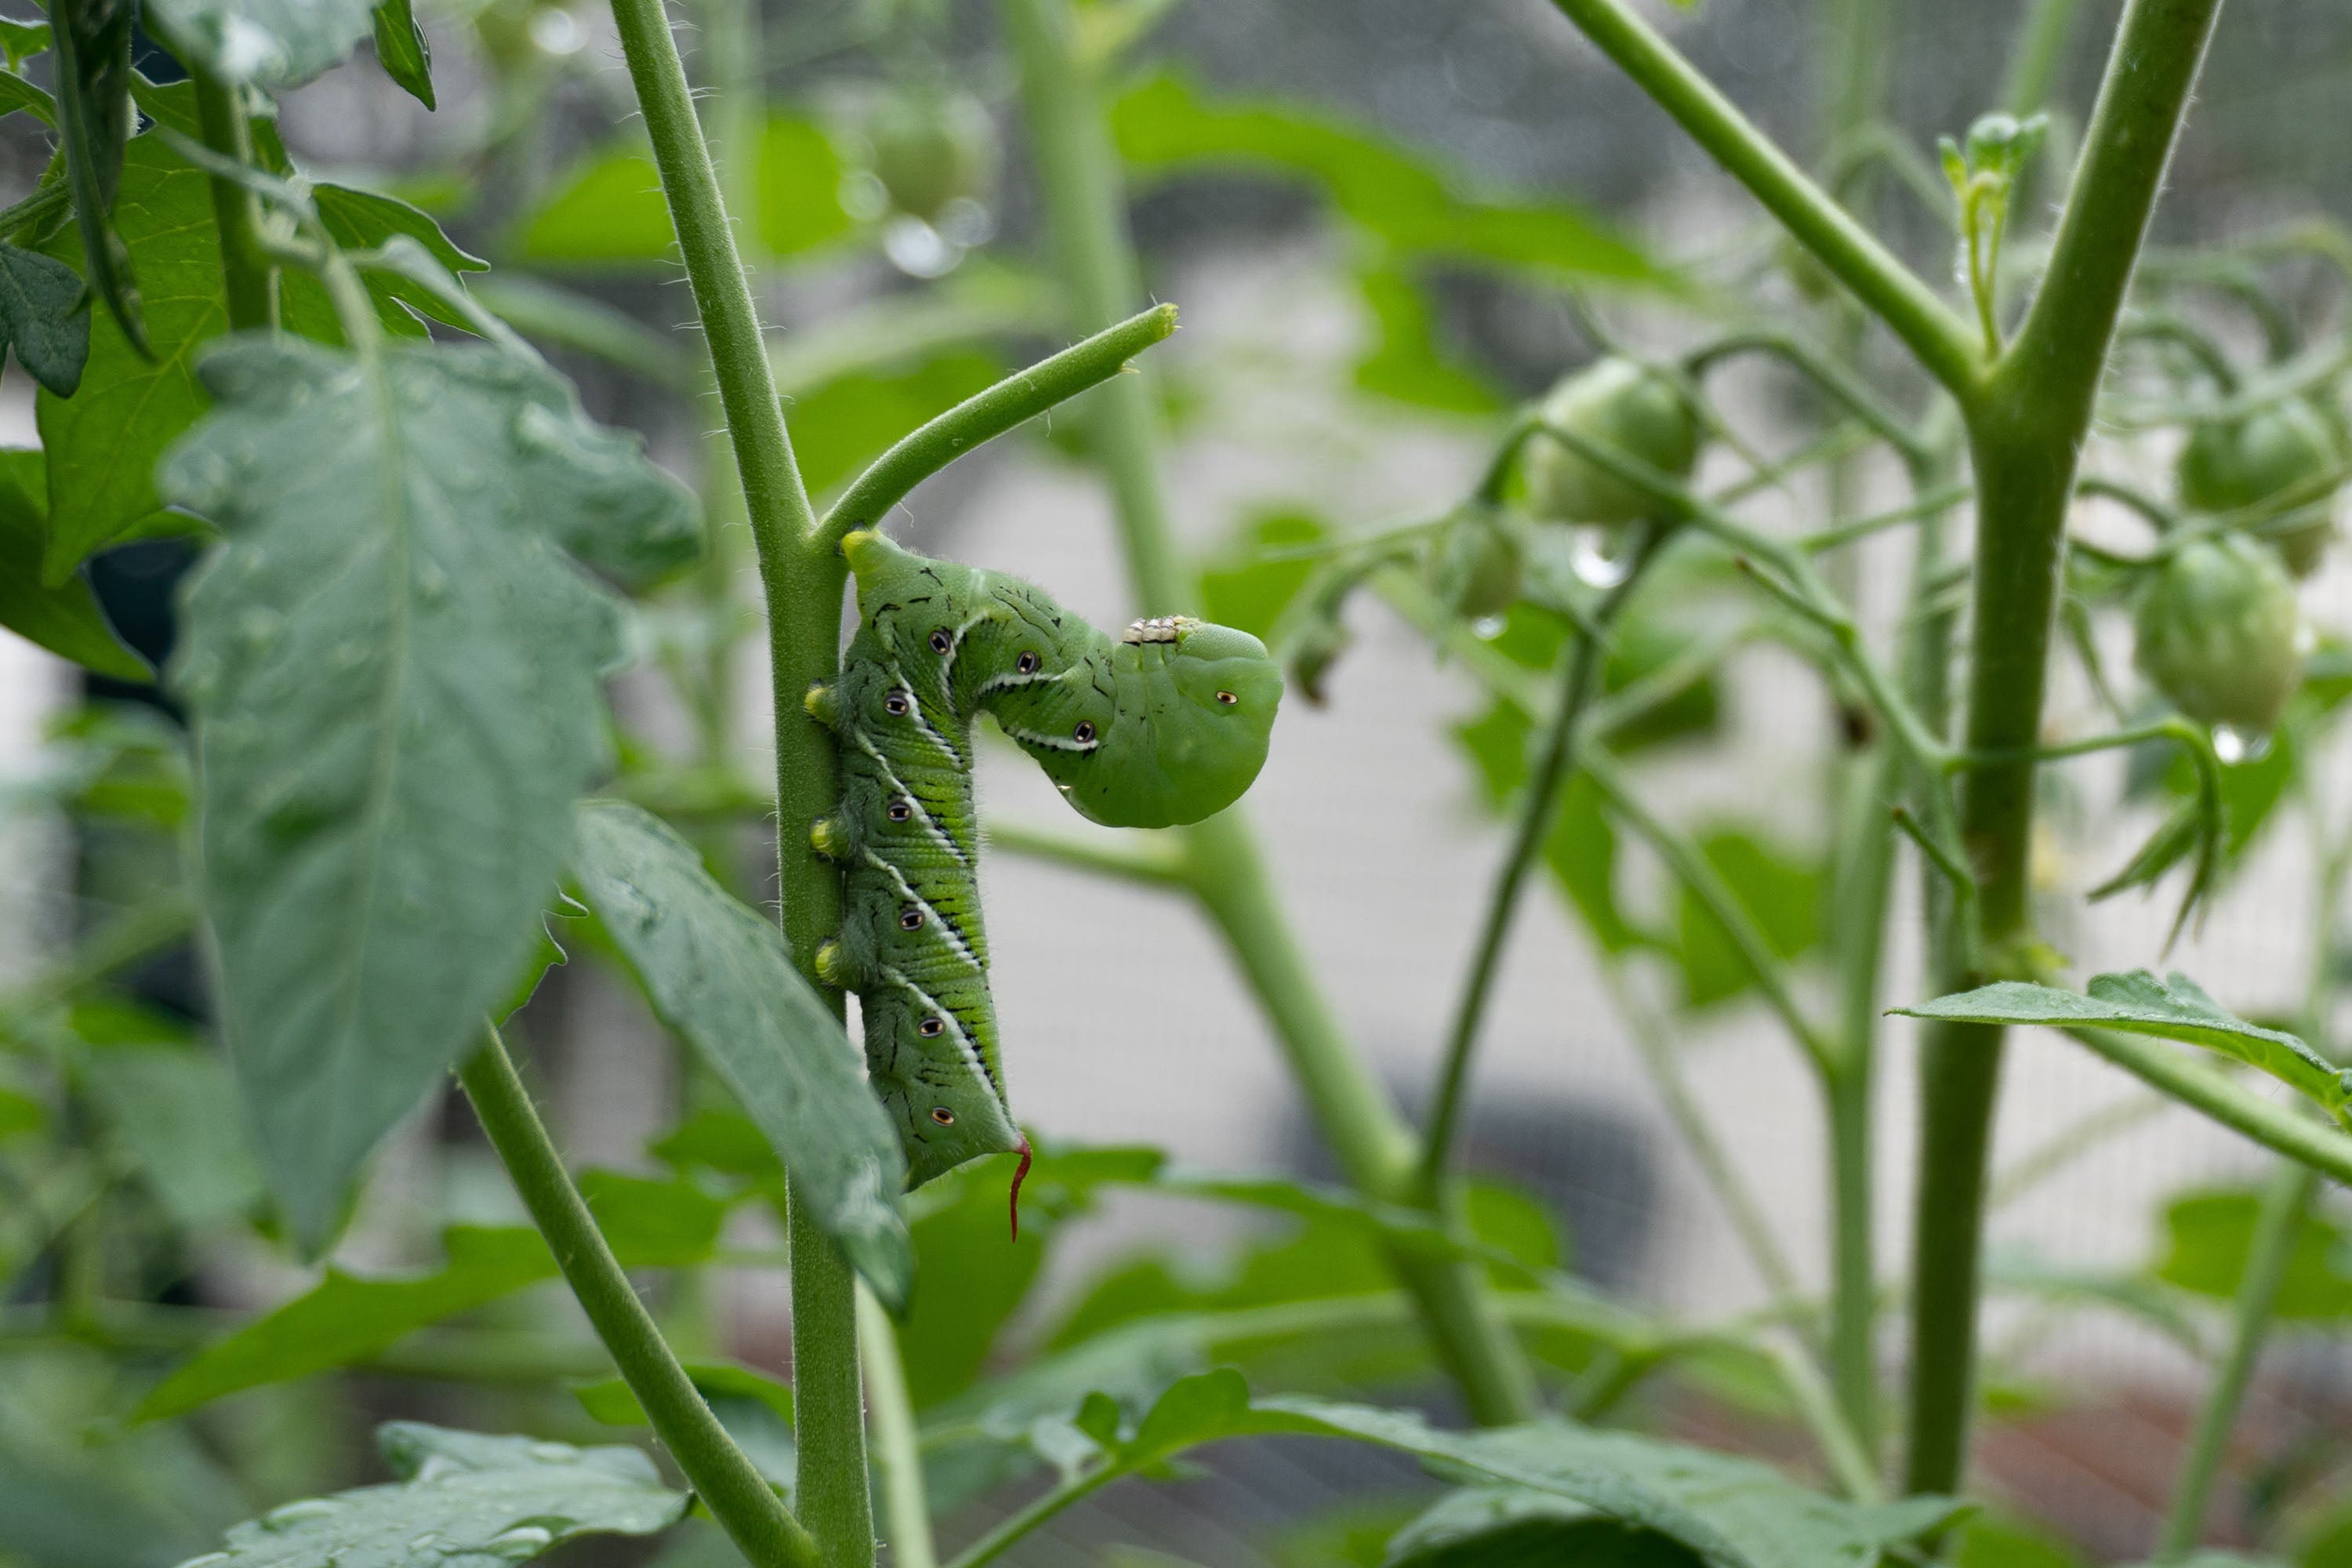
[862, 849, 984, 971]
[877, 966, 999, 1095]
[848, 731, 974, 871]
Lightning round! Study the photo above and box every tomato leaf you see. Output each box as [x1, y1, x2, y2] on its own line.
[0, 241, 90, 395]
[165, 337, 696, 1251]
[179, 1423, 685, 1568]
[1895, 970, 2352, 1123]
[369, 0, 434, 109]
[0, 454, 144, 678]
[143, 0, 379, 89]
[568, 799, 913, 1312]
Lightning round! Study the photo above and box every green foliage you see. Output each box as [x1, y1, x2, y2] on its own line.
[71, 1000, 265, 1231]
[1200, 510, 1327, 641]
[513, 116, 853, 267]
[1387, 1486, 1702, 1567]
[2154, 1187, 2352, 1319]
[0, 452, 143, 678]
[165, 338, 697, 1250]
[369, 0, 434, 108]
[0, 241, 89, 396]
[139, 1169, 729, 1419]
[1948, 1511, 2084, 1568]
[568, 800, 913, 1308]
[787, 349, 1005, 497]
[1352, 261, 1504, 414]
[182, 1423, 687, 1568]
[143, 0, 378, 88]
[1896, 971, 2352, 1125]
[51, 0, 141, 354]
[1674, 829, 1820, 1010]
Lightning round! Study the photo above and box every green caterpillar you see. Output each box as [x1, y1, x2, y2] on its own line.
[806, 531, 1281, 1221]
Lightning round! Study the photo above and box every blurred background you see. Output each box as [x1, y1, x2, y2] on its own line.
[10, 0, 2352, 1563]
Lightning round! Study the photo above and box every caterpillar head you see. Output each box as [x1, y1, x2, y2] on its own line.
[1017, 616, 1282, 829]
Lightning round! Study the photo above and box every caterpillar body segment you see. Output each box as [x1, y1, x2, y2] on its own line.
[826, 529, 1279, 1192]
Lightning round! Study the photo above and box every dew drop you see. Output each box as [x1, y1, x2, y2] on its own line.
[882, 216, 962, 279]
[1568, 527, 1636, 588]
[486, 1526, 555, 1559]
[2211, 724, 2267, 765]
[1470, 614, 1507, 640]
[528, 6, 583, 53]
[261, 1498, 341, 1530]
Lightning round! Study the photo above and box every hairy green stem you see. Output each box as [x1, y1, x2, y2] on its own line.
[2158, 1160, 2314, 1556]
[1000, 0, 1534, 1422]
[191, 69, 275, 332]
[1546, 0, 1978, 392]
[1418, 528, 1658, 1193]
[599, 0, 869, 1548]
[457, 1029, 816, 1568]
[822, 304, 1179, 545]
[1905, 0, 2224, 1495]
[856, 1283, 937, 1568]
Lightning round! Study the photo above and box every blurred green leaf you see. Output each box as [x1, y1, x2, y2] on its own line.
[38, 102, 222, 580]
[0, 451, 143, 679]
[138, 1169, 728, 1420]
[0, 1084, 42, 1138]
[573, 1359, 793, 1429]
[1896, 971, 2350, 1123]
[0, 241, 89, 396]
[789, 348, 1004, 497]
[1353, 261, 1504, 413]
[1200, 510, 1327, 642]
[1454, 699, 1650, 956]
[181, 1423, 685, 1568]
[2154, 1187, 2352, 1319]
[144, 0, 376, 88]
[1949, 1512, 2083, 1568]
[514, 116, 852, 267]
[1111, 75, 1663, 285]
[52, 0, 141, 358]
[1674, 829, 1820, 1011]
[167, 338, 695, 1251]
[570, 800, 911, 1310]
[369, 0, 433, 108]
[0, 15, 53, 68]
[71, 1000, 265, 1231]
[1388, 1486, 1702, 1567]
[0, 69, 55, 123]
[651, 1108, 782, 1178]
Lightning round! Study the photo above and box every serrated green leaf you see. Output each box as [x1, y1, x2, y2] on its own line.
[369, 0, 433, 108]
[165, 337, 695, 1250]
[1894, 970, 2350, 1122]
[185, 1422, 685, 1568]
[568, 799, 913, 1310]
[313, 182, 485, 334]
[0, 241, 89, 394]
[143, 0, 378, 89]
[138, 1172, 725, 1419]
[514, 116, 851, 267]
[38, 113, 223, 579]
[1112, 75, 1663, 285]
[0, 452, 145, 678]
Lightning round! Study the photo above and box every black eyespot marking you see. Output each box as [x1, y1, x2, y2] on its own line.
[884, 691, 909, 716]
[1015, 651, 1040, 675]
[1073, 720, 1096, 743]
[887, 800, 913, 822]
[899, 908, 924, 931]
[919, 1017, 946, 1038]
[929, 630, 952, 655]
[931, 1107, 956, 1126]
[1215, 690, 1240, 706]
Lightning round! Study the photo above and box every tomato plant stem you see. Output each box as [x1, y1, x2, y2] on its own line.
[2157, 1159, 2313, 1556]
[457, 1028, 818, 1568]
[856, 1283, 937, 1568]
[600, 0, 869, 1549]
[1000, 0, 1535, 1425]
[191, 67, 275, 332]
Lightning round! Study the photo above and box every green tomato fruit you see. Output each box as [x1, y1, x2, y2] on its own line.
[2176, 398, 2341, 577]
[866, 93, 996, 224]
[2133, 532, 2305, 734]
[1515, 358, 1702, 526]
[1423, 514, 1523, 621]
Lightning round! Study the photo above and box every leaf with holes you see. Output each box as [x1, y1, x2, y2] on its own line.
[165, 336, 695, 1251]
[183, 1423, 685, 1568]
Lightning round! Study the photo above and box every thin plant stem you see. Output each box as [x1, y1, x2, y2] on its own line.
[1602, 961, 1802, 1303]
[598, 0, 868, 1549]
[1000, 0, 1534, 1423]
[1759, 1329, 1884, 1504]
[456, 1026, 817, 1568]
[2063, 1026, 2352, 1183]
[985, 819, 1195, 888]
[1544, 0, 1980, 393]
[1417, 525, 1660, 1193]
[190, 68, 275, 332]
[856, 1282, 938, 1568]
[822, 304, 1179, 546]
[2156, 1160, 2316, 1556]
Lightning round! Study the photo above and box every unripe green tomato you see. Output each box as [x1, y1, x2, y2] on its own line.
[865, 93, 996, 224]
[1423, 514, 1523, 621]
[1515, 358, 1701, 526]
[2176, 398, 2341, 577]
[2133, 532, 2304, 734]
